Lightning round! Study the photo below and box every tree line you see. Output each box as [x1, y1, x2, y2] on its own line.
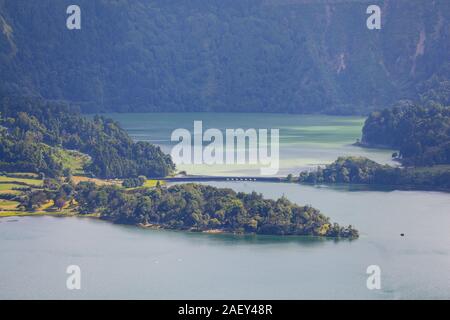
[297, 156, 450, 191]
[19, 180, 359, 238]
[361, 102, 450, 166]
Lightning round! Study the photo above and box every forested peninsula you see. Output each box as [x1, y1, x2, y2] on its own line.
[18, 182, 358, 238]
[297, 156, 450, 192]
[0, 96, 358, 238]
[0, 96, 175, 178]
[295, 102, 450, 191]
[361, 102, 450, 166]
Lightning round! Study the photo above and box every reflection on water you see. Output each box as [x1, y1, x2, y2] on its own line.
[121, 225, 335, 248]
[302, 183, 399, 193]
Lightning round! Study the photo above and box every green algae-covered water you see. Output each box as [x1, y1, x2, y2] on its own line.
[105, 113, 396, 176]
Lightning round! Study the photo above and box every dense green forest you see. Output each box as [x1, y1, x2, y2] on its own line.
[361, 102, 450, 166]
[1, 0, 449, 114]
[297, 156, 450, 191]
[0, 96, 174, 178]
[18, 181, 358, 238]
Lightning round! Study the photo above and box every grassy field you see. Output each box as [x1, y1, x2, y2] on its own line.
[0, 210, 72, 218]
[0, 183, 25, 191]
[0, 189, 22, 195]
[0, 199, 20, 210]
[0, 176, 43, 187]
[0, 197, 79, 218]
[71, 175, 121, 186]
[0, 173, 166, 218]
[54, 148, 91, 175]
[0, 174, 41, 213]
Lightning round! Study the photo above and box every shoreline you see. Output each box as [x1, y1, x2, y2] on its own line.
[353, 141, 394, 150]
[0, 213, 356, 240]
[138, 223, 227, 234]
[0, 211, 98, 218]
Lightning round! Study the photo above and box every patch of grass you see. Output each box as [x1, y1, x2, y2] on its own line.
[53, 149, 91, 175]
[0, 183, 24, 191]
[143, 179, 166, 188]
[0, 199, 20, 210]
[38, 200, 54, 211]
[0, 189, 22, 196]
[0, 176, 43, 187]
[72, 176, 120, 186]
[0, 211, 25, 217]
[0, 211, 72, 218]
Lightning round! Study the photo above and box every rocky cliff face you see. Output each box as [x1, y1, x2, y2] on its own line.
[1, 0, 449, 114]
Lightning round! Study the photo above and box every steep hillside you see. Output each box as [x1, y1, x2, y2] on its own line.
[0, 96, 175, 178]
[0, 0, 449, 114]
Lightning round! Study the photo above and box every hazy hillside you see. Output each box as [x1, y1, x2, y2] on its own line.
[0, 0, 449, 114]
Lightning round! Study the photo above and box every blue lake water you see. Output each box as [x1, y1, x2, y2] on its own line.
[0, 113, 448, 299]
